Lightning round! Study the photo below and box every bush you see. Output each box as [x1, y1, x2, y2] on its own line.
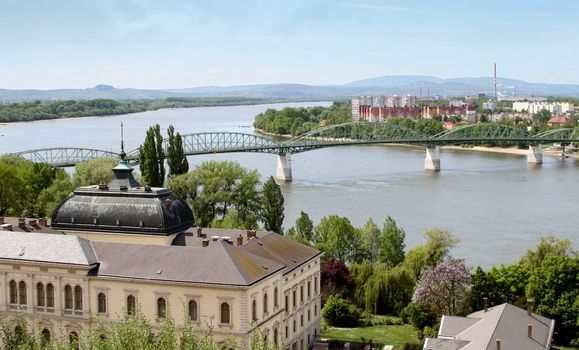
[322, 295, 361, 327]
[400, 302, 437, 330]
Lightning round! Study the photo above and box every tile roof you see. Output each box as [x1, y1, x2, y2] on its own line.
[0, 232, 98, 266]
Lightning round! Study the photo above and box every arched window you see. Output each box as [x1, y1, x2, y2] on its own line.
[97, 293, 107, 313]
[274, 287, 278, 308]
[64, 285, 73, 309]
[9, 280, 17, 304]
[37, 282, 45, 307]
[46, 284, 54, 308]
[263, 293, 268, 315]
[188, 300, 198, 321]
[220, 302, 230, 324]
[18, 281, 27, 305]
[41, 329, 51, 344]
[252, 299, 257, 321]
[69, 331, 79, 350]
[127, 295, 136, 315]
[74, 286, 83, 310]
[273, 327, 279, 345]
[157, 298, 166, 318]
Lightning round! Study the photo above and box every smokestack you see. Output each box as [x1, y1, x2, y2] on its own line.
[38, 217, 47, 227]
[483, 297, 488, 312]
[496, 339, 501, 350]
[246, 230, 257, 240]
[197, 227, 203, 237]
[202, 239, 209, 247]
[237, 235, 243, 246]
[527, 299, 533, 316]
[494, 63, 497, 101]
[528, 324, 533, 338]
[18, 218, 26, 229]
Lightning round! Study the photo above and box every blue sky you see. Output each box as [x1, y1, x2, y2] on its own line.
[1, 0, 577, 89]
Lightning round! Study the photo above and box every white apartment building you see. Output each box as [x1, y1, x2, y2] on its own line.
[512, 101, 573, 114]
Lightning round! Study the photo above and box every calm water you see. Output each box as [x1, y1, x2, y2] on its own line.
[1, 102, 577, 268]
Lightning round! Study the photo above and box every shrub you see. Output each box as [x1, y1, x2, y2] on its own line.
[322, 295, 361, 327]
[400, 302, 437, 330]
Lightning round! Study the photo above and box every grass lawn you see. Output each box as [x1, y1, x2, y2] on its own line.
[322, 323, 421, 350]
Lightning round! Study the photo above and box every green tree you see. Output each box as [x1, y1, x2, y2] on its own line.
[380, 216, 406, 268]
[527, 255, 578, 346]
[260, 176, 284, 234]
[293, 211, 314, 242]
[535, 108, 552, 124]
[36, 174, 73, 217]
[360, 218, 382, 263]
[0, 159, 24, 216]
[519, 235, 577, 271]
[166, 125, 189, 177]
[403, 228, 458, 279]
[314, 215, 361, 263]
[72, 157, 118, 187]
[139, 124, 165, 187]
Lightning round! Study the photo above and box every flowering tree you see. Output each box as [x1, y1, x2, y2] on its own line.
[412, 259, 471, 316]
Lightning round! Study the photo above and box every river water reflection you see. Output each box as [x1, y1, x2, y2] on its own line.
[1, 102, 577, 268]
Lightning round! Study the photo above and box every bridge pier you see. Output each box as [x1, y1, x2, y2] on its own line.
[276, 154, 292, 182]
[527, 145, 543, 164]
[424, 146, 441, 171]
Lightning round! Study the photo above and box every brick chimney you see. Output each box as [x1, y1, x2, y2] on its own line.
[18, 218, 26, 229]
[28, 219, 37, 227]
[528, 324, 532, 338]
[527, 299, 533, 316]
[246, 230, 257, 240]
[496, 339, 501, 350]
[2, 224, 13, 231]
[197, 227, 203, 237]
[0, 217, 4, 225]
[202, 239, 209, 247]
[38, 217, 47, 227]
[237, 235, 243, 246]
[483, 297, 488, 312]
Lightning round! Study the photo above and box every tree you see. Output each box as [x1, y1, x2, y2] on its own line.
[314, 215, 361, 263]
[362, 265, 415, 315]
[321, 259, 356, 301]
[535, 108, 552, 124]
[412, 259, 471, 316]
[166, 125, 188, 177]
[294, 211, 314, 242]
[403, 228, 458, 279]
[139, 124, 165, 187]
[0, 160, 24, 216]
[36, 174, 73, 217]
[72, 157, 118, 187]
[519, 235, 577, 271]
[360, 218, 382, 263]
[260, 176, 284, 234]
[322, 295, 361, 327]
[380, 216, 406, 268]
[527, 255, 578, 346]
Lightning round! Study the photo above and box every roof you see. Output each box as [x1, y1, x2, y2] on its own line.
[547, 115, 570, 124]
[0, 232, 98, 267]
[0, 217, 60, 234]
[91, 240, 285, 286]
[425, 303, 554, 350]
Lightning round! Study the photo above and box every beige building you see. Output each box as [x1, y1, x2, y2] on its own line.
[0, 161, 322, 349]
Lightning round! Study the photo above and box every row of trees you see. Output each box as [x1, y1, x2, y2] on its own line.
[139, 124, 188, 187]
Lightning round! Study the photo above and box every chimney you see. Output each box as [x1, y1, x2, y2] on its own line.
[527, 299, 533, 316]
[2, 224, 13, 231]
[202, 239, 209, 247]
[528, 324, 532, 338]
[197, 227, 203, 237]
[496, 339, 501, 350]
[98, 183, 108, 190]
[120, 185, 128, 191]
[246, 230, 257, 240]
[145, 185, 152, 192]
[38, 217, 47, 227]
[237, 235, 243, 246]
[28, 219, 37, 227]
[18, 218, 26, 229]
[0, 217, 4, 225]
[483, 297, 488, 312]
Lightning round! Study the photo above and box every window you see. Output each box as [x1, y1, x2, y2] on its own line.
[285, 294, 289, 312]
[300, 286, 304, 304]
[64, 285, 73, 309]
[41, 329, 51, 344]
[293, 320, 296, 332]
[285, 326, 288, 338]
[69, 331, 79, 350]
[46, 284, 54, 308]
[274, 327, 279, 345]
[127, 295, 136, 315]
[74, 286, 83, 310]
[188, 300, 198, 321]
[308, 309, 311, 322]
[18, 281, 27, 305]
[274, 287, 279, 308]
[252, 299, 257, 321]
[292, 290, 296, 308]
[220, 302, 230, 324]
[9, 280, 17, 304]
[157, 298, 167, 318]
[97, 293, 107, 314]
[263, 293, 268, 315]
[37, 283, 45, 307]
[314, 304, 317, 317]
[307, 281, 311, 298]
[314, 276, 318, 294]
[300, 314, 303, 327]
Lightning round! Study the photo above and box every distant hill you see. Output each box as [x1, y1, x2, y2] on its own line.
[2, 76, 579, 102]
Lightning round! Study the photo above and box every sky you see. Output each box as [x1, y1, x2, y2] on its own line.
[0, 0, 578, 89]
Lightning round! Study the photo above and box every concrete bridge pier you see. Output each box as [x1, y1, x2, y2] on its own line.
[527, 145, 543, 164]
[424, 146, 441, 171]
[276, 154, 292, 182]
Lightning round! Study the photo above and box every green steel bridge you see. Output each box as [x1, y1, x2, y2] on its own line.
[8, 123, 579, 181]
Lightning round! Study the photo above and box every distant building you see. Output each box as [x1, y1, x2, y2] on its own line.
[424, 302, 555, 350]
[482, 100, 497, 111]
[547, 115, 571, 126]
[351, 94, 419, 122]
[512, 101, 573, 114]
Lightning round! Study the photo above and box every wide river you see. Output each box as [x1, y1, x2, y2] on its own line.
[0, 102, 577, 268]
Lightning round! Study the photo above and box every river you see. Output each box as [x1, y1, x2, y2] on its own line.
[0, 102, 577, 268]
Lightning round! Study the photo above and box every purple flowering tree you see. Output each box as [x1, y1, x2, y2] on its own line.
[412, 259, 471, 316]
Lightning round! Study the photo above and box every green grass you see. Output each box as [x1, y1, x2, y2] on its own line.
[322, 323, 421, 350]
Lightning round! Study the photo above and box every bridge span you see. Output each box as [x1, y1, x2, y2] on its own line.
[9, 123, 579, 181]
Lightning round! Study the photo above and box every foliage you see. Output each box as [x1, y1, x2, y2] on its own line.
[519, 235, 577, 271]
[362, 265, 415, 315]
[36, 173, 74, 216]
[139, 124, 165, 187]
[166, 125, 189, 177]
[322, 295, 361, 327]
[468, 264, 530, 312]
[412, 259, 471, 316]
[292, 211, 314, 243]
[380, 216, 406, 268]
[170, 160, 260, 228]
[403, 228, 458, 279]
[314, 215, 363, 263]
[321, 259, 356, 301]
[260, 176, 284, 234]
[322, 322, 420, 350]
[72, 157, 118, 187]
[360, 218, 382, 264]
[535, 108, 552, 124]
[400, 302, 437, 330]
[527, 255, 579, 346]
